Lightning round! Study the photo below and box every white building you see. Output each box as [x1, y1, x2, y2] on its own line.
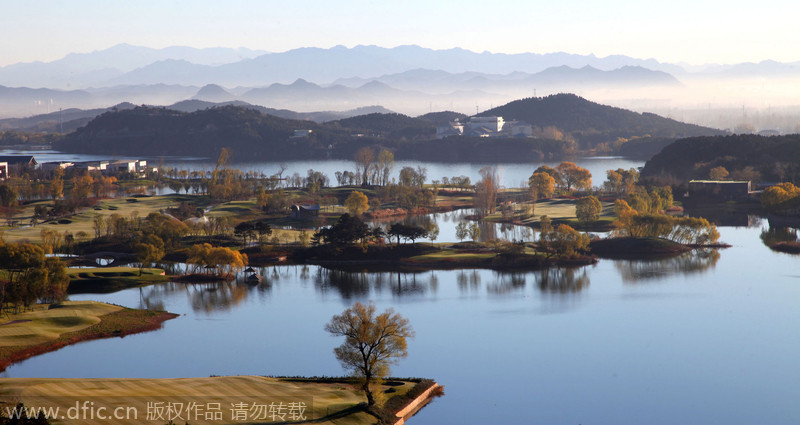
[436, 121, 464, 139]
[468, 116, 505, 133]
[508, 121, 533, 138]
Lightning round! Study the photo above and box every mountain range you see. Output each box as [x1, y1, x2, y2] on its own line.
[1, 44, 798, 132]
[0, 64, 682, 119]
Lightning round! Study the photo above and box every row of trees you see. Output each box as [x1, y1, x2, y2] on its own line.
[312, 214, 437, 248]
[186, 243, 248, 275]
[526, 162, 593, 202]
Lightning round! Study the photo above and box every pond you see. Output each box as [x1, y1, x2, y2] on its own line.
[5, 222, 799, 425]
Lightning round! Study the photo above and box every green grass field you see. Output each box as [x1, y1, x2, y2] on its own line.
[0, 376, 415, 425]
[0, 301, 121, 347]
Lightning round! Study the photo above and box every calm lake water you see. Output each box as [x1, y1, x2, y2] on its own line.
[5, 149, 642, 188]
[6, 222, 799, 425]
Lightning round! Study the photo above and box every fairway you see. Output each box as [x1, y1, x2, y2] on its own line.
[0, 376, 413, 425]
[0, 301, 121, 347]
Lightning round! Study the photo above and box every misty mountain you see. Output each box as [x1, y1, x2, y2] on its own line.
[332, 65, 680, 94]
[167, 99, 395, 122]
[0, 44, 690, 89]
[0, 44, 267, 89]
[0, 83, 199, 118]
[706, 60, 800, 77]
[0, 99, 396, 133]
[192, 84, 237, 102]
[0, 102, 136, 133]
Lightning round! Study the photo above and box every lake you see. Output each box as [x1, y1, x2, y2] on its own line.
[6, 221, 799, 425]
[4, 148, 643, 188]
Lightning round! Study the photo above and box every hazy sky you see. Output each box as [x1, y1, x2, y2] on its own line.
[1, 0, 797, 67]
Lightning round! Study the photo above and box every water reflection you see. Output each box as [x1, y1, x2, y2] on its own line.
[614, 249, 720, 282]
[760, 225, 798, 248]
[486, 271, 526, 295]
[535, 267, 590, 293]
[456, 270, 482, 293]
[314, 268, 435, 299]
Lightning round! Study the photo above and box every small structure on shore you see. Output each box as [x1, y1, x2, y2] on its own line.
[688, 180, 752, 201]
[290, 204, 320, 219]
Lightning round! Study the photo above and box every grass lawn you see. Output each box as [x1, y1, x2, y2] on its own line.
[0, 301, 176, 371]
[67, 267, 167, 281]
[408, 249, 495, 263]
[0, 301, 121, 347]
[0, 376, 416, 425]
[484, 198, 616, 228]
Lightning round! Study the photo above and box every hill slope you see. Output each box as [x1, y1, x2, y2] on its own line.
[479, 94, 723, 149]
[641, 134, 800, 184]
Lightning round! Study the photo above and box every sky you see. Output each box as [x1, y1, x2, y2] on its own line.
[1, 0, 798, 67]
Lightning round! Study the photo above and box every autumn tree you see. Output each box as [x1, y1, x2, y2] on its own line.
[529, 172, 555, 199]
[761, 182, 800, 212]
[474, 166, 499, 215]
[708, 166, 730, 181]
[345, 191, 370, 216]
[376, 149, 395, 186]
[135, 234, 165, 275]
[50, 167, 64, 199]
[575, 196, 603, 225]
[540, 224, 590, 258]
[556, 162, 592, 192]
[604, 168, 638, 194]
[325, 301, 414, 405]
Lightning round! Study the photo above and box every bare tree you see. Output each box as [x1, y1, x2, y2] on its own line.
[325, 301, 414, 405]
[354, 147, 375, 187]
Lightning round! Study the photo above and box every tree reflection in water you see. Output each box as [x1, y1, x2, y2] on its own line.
[535, 267, 590, 293]
[313, 268, 435, 299]
[486, 271, 526, 294]
[456, 270, 482, 292]
[760, 226, 798, 248]
[613, 249, 720, 283]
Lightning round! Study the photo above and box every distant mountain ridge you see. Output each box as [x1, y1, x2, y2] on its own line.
[0, 99, 396, 132]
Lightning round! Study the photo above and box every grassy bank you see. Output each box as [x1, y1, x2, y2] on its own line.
[0, 376, 434, 425]
[482, 198, 616, 230]
[67, 267, 169, 293]
[0, 301, 177, 371]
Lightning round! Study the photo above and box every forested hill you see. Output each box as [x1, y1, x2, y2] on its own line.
[641, 134, 800, 184]
[56, 96, 724, 162]
[55, 105, 574, 162]
[478, 94, 724, 149]
[58, 105, 341, 159]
